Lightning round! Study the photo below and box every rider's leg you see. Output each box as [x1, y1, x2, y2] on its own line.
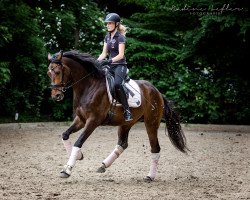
[114, 65, 133, 121]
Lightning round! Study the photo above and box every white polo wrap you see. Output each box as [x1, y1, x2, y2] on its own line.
[103, 145, 124, 168]
[62, 139, 83, 160]
[147, 153, 160, 180]
[67, 146, 81, 167]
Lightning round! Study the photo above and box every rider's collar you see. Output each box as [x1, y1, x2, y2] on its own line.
[109, 31, 120, 38]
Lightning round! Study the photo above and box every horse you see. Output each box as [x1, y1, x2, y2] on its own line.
[47, 50, 188, 182]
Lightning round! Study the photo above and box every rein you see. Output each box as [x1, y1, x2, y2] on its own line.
[62, 71, 94, 91]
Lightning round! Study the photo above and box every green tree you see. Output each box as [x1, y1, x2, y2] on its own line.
[0, 25, 11, 89]
[36, 0, 105, 120]
[176, 0, 250, 124]
[37, 0, 105, 54]
[120, 0, 250, 124]
[0, 0, 47, 119]
[0, 0, 106, 121]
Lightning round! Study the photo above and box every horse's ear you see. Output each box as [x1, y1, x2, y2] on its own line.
[48, 53, 53, 61]
[57, 50, 63, 60]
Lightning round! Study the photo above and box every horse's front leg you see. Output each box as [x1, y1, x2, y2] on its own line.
[60, 117, 99, 178]
[62, 116, 84, 160]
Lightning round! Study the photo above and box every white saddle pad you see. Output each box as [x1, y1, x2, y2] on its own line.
[106, 78, 141, 108]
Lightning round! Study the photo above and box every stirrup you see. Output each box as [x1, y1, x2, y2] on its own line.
[124, 109, 133, 121]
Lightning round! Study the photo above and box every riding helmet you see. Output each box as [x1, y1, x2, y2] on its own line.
[104, 13, 121, 23]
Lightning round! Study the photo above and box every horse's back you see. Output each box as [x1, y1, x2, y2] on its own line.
[135, 80, 162, 96]
[134, 79, 164, 126]
[135, 79, 164, 105]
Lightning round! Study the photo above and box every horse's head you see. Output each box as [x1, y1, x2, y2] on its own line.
[47, 51, 71, 101]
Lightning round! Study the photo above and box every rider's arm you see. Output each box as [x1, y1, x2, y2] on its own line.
[111, 43, 125, 63]
[97, 42, 108, 61]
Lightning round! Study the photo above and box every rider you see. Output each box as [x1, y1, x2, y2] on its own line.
[97, 13, 133, 122]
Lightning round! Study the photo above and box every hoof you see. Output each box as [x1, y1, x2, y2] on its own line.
[143, 176, 154, 183]
[60, 165, 72, 178]
[60, 171, 70, 178]
[97, 165, 106, 173]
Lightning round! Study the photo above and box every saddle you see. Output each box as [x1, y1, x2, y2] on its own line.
[104, 69, 141, 108]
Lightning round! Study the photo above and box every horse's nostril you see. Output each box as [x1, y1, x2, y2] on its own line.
[53, 92, 64, 101]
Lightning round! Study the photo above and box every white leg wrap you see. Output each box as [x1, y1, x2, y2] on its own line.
[62, 140, 83, 160]
[67, 146, 81, 167]
[147, 153, 160, 180]
[103, 145, 124, 168]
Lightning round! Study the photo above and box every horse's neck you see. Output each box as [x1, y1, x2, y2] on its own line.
[73, 78, 101, 94]
[66, 60, 97, 91]
[63, 58, 106, 109]
[72, 78, 105, 110]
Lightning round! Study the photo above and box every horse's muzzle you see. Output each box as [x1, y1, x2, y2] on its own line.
[52, 92, 64, 101]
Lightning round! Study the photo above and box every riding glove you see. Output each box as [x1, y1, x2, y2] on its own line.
[100, 59, 112, 66]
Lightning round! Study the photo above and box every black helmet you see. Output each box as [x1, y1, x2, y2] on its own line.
[104, 13, 121, 23]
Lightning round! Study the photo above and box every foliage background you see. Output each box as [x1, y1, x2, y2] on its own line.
[0, 0, 249, 124]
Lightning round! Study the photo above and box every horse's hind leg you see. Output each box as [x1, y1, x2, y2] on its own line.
[62, 116, 84, 160]
[97, 125, 131, 173]
[144, 118, 161, 182]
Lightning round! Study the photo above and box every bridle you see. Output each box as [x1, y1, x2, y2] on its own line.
[49, 59, 94, 93]
[49, 60, 70, 92]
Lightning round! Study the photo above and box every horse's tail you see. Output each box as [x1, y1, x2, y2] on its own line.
[163, 96, 189, 153]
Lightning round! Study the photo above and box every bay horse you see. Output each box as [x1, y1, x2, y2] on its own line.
[47, 50, 188, 182]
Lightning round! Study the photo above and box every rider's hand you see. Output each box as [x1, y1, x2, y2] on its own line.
[100, 59, 112, 66]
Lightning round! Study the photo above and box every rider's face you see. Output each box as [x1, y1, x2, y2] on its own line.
[106, 22, 116, 32]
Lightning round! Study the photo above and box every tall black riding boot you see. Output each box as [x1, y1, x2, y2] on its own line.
[116, 86, 133, 121]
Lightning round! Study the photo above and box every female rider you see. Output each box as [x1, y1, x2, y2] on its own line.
[97, 13, 133, 121]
